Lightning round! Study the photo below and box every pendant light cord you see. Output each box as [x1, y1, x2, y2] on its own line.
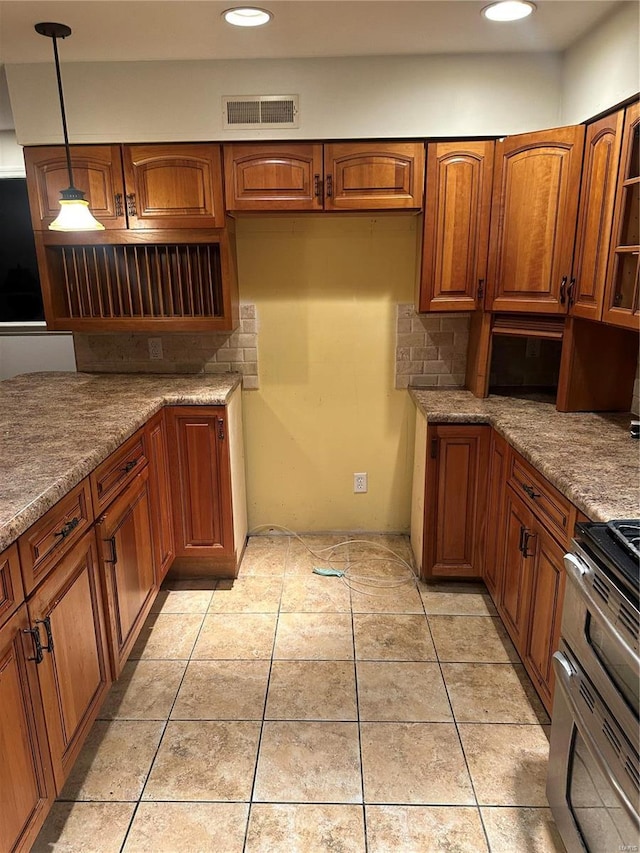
[50, 33, 75, 190]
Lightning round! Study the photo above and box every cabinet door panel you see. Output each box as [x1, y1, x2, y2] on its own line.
[324, 143, 424, 210]
[0, 606, 54, 853]
[498, 487, 534, 651]
[423, 425, 489, 579]
[483, 431, 508, 601]
[27, 532, 111, 790]
[123, 144, 225, 229]
[147, 412, 175, 582]
[488, 125, 584, 313]
[24, 145, 126, 230]
[523, 524, 565, 713]
[97, 468, 156, 677]
[224, 143, 323, 211]
[420, 141, 494, 311]
[0, 543, 24, 630]
[571, 111, 624, 321]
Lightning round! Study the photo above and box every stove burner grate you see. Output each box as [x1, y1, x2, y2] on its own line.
[607, 519, 640, 562]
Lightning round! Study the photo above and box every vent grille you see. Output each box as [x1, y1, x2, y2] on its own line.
[602, 719, 622, 756]
[625, 757, 640, 792]
[579, 680, 595, 713]
[592, 574, 610, 605]
[223, 95, 299, 129]
[618, 601, 639, 639]
[48, 244, 223, 320]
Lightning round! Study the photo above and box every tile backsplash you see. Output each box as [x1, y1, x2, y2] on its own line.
[73, 303, 259, 389]
[395, 304, 469, 389]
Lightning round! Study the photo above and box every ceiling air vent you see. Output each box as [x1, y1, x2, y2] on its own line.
[223, 95, 299, 129]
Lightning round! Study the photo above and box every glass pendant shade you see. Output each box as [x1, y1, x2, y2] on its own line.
[49, 196, 105, 231]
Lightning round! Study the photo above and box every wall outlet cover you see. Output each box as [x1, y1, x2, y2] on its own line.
[354, 472, 368, 493]
[148, 338, 163, 360]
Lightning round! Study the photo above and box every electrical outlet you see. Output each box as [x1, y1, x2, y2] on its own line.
[148, 338, 163, 360]
[354, 472, 368, 493]
[525, 338, 541, 359]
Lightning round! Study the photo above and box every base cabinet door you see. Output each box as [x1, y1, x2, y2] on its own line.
[146, 412, 175, 583]
[97, 468, 156, 677]
[498, 486, 535, 651]
[27, 531, 111, 791]
[423, 425, 489, 580]
[523, 523, 566, 714]
[482, 431, 508, 599]
[166, 407, 234, 560]
[0, 606, 55, 853]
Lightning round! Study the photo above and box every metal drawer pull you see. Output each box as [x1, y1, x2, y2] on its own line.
[560, 275, 567, 304]
[326, 174, 333, 197]
[522, 483, 540, 499]
[36, 617, 54, 654]
[104, 536, 118, 564]
[54, 516, 80, 540]
[126, 193, 137, 217]
[313, 174, 322, 199]
[121, 458, 139, 474]
[217, 417, 225, 441]
[24, 626, 44, 664]
[522, 529, 536, 558]
[114, 193, 124, 216]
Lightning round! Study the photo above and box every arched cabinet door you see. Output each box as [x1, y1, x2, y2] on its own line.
[419, 140, 494, 312]
[224, 143, 324, 211]
[122, 143, 225, 229]
[487, 125, 584, 314]
[24, 144, 126, 230]
[323, 142, 424, 211]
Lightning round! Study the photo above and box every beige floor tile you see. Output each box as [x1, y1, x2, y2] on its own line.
[429, 616, 519, 663]
[99, 660, 187, 720]
[171, 660, 270, 719]
[347, 557, 417, 581]
[246, 804, 366, 853]
[287, 534, 351, 564]
[59, 720, 165, 801]
[143, 721, 261, 801]
[481, 807, 566, 852]
[236, 535, 289, 576]
[123, 802, 249, 853]
[360, 722, 474, 805]
[366, 805, 489, 853]
[129, 613, 204, 660]
[442, 663, 549, 724]
[353, 614, 436, 661]
[348, 535, 414, 562]
[350, 581, 424, 614]
[254, 721, 362, 803]
[274, 612, 354, 660]
[419, 582, 497, 616]
[209, 577, 283, 612]
[281, 573, 351, 612]
[265, 661, 357, 720]
[150, 587, 215, 614]
[357, 662, 452, 722]
[191, 613, 277, 659]
[31, 802, 136, 853]
[459, 724, 551, 806]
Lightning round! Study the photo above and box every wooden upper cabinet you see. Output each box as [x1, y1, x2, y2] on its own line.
[603, 101, 640, 330]
[122, 143, 225, 229]
[24, 145, 127, 231]
[224, 143, 324, 211]
[487, 125, 584, 314]
[418, 140, 494, 312]
[570, 111, 624, 321]
[323, 142, 425, 211]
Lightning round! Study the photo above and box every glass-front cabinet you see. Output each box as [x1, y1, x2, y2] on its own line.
[603, 102, 640, 329]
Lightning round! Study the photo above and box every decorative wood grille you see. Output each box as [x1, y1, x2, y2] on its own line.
[48, 243, 223, 319]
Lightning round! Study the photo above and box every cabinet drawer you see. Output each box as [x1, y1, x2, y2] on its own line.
[91, 429, 148, 512]
[508, 451, 574, 546]
[18, 480, 94, 596]
[0, 543, 24, 629]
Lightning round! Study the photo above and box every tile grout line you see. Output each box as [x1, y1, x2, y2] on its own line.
[348, 540, 369, 853]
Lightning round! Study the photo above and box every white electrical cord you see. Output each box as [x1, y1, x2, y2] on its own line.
[248, 524, 419, 597]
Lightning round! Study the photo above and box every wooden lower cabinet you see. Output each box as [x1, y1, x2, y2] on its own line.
[0, 605, 55, 853]
[96, 467, 156, 677]
[497, 486, 535, 651]
[422, 424, 489, 580]
[482, 430, 508, 599]
[146, 411, 175, 583]
[26, 531, 111, 792]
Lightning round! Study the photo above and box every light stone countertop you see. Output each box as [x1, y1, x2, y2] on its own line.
[410, 389, 640, 524]
[0, 372, 242, 552]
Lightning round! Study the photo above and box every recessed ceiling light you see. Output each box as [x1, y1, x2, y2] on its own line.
[223, 7, 272, 27]
[482, 1, 536, 21]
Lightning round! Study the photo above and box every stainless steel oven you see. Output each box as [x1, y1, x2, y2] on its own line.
[547, 521, 640, 853]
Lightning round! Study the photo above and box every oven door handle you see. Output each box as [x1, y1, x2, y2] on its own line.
[563, 552, 639, 669]
[552, 651, 640, 830]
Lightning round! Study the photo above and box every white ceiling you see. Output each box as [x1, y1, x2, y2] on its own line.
[0, 0, 624, 64]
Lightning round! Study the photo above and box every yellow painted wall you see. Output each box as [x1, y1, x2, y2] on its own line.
[236, 215, 417, 533]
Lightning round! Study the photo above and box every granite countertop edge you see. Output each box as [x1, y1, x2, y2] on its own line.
[0, 372, 242, 552]
[409, 388, 639, 525]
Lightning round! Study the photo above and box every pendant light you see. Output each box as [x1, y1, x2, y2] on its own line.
[35, 22, 104, 231]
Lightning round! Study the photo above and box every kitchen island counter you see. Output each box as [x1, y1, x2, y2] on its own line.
[0, 371, 242, 551]
[410, 388, 639, 524]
